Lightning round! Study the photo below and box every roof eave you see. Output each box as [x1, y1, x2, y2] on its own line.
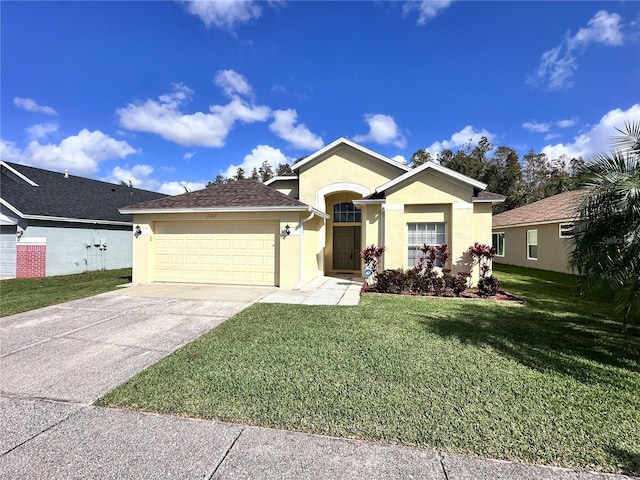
[493, 218, 578, 229]
[473, 197, 506, 204]
[264, 176, 298, 186]
[22, 214, 133, 226]
[120, 205, 330, 219]
[0, 161, 39, 186]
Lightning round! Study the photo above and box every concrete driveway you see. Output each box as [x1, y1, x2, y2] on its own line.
[1, 284, 274, 403]
[1, 284, 633, 479]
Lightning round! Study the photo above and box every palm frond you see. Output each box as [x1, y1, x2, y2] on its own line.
[611, 121, 640, 154]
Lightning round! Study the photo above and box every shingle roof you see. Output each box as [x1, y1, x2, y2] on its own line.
[493, 189, 585, 228]
[121, 179, 312, 211]
[1, 162, 166, 223]
[473, 191, 507, 203]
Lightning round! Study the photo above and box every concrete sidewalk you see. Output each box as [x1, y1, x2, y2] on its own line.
[1, 396, 633, 480]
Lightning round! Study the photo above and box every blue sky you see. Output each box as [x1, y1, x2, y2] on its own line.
[2, 1, 639, 194]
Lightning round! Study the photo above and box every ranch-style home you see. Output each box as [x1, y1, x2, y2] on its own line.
[492, 189, 584, 274]
[121, 138, 504, 288]
[0, 161, 165, 279]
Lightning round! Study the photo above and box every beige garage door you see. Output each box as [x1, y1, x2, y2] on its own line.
[154, 222, 277, 285]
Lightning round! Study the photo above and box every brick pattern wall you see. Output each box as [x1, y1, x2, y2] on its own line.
[16, 244, 46, 278]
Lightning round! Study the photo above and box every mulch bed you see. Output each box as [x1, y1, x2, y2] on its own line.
[363, 287, 527, 304]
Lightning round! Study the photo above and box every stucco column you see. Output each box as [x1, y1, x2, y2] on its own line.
[450, 203, 475, 283]
[382, 203, 405, 270]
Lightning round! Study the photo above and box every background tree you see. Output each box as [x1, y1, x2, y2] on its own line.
[233, 167, 246, 181]
[258, 160, 274, 182]
[410, 149, 432, 167]
[484, 146, 528, 213]
[206, 174, 226, 187]
[276, 163, 294, 176]
[570, 122, 640, 330]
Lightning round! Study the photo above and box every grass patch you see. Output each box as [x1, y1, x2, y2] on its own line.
[97, 265, 640, 474]
[0, 268, 132, 316]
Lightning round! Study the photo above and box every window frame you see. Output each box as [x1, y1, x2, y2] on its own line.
[558, 223, 575, 239]
[526, 229, 538, 260]
[333, 202, 361, 223]
[406, 222, 446, 267]
[492, 232, 505, 257]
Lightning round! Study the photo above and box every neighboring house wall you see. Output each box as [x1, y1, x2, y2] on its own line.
[493, 222, 574, 274]
[0, 225, 17, 277]
[20, 222, 133, 276]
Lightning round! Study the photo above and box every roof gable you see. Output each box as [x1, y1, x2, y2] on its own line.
[292, 138, 410, 174]
[492, 190, 585, 228]
[1, 161, 166, 224]
[375, 161, 487, 194]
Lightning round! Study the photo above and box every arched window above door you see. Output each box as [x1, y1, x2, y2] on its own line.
[333, 202, 361, 223]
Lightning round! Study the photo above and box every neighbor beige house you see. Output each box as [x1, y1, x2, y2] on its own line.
[121, 138, 504, 288]
[492, 189, 585, 274]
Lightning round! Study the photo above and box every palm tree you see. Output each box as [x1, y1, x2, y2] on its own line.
[570, 122, 640, 330]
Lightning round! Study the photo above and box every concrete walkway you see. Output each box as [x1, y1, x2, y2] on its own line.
[0, 283, 635, 479]
[259, 275, 363, 306]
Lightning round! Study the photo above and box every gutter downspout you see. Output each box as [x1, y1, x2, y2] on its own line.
[293, 207, 316, 290]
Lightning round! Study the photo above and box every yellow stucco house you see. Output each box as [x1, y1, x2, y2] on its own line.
[121, 138, 504, 288]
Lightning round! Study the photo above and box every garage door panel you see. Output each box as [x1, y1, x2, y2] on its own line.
[233, 239, 247, 249]
[154, 222, 276, 286]
[232, 256, 247, 266]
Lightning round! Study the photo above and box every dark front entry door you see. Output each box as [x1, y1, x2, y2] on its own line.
[333, 226, 360, 271]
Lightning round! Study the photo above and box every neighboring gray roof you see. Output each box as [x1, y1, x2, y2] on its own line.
[493, 189, 585, 228]
[1, 161, 166, 224]
[473, 191, 507, 203]
[121, 179, 323, 215]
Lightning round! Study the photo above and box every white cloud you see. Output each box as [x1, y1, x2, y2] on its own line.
[269, 109, 324, 150]
[159, 181, 207, 195]
[13, 97, 57, 115]
[0, 140, 24, 163]
[1, 129, 137, 176]
[425, 125, 496, 155]
[105, 163, 206, 194]
[353, 113, 406, 148]
[522, 121, 550, 133]
[183, 152, 195, 160]
[116, 80, 270, 147]
[392, 154, 407, 165]
[223, 144, 291, 179]
[214, 69, 254, 99]
[541, 103, 640, 159]
[109, 164, 156, 190]
[569, 10, 624, 49]
[403, 0, 452, 25]
[556, 118, 576, 128]
[529, 10, 624, 90]
[182, 0, 262, 30]
[26, 122, 59, 139]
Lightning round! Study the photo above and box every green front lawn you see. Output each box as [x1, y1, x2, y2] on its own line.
[97, 265, 640, 474]
[0, 268, 132, 316]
